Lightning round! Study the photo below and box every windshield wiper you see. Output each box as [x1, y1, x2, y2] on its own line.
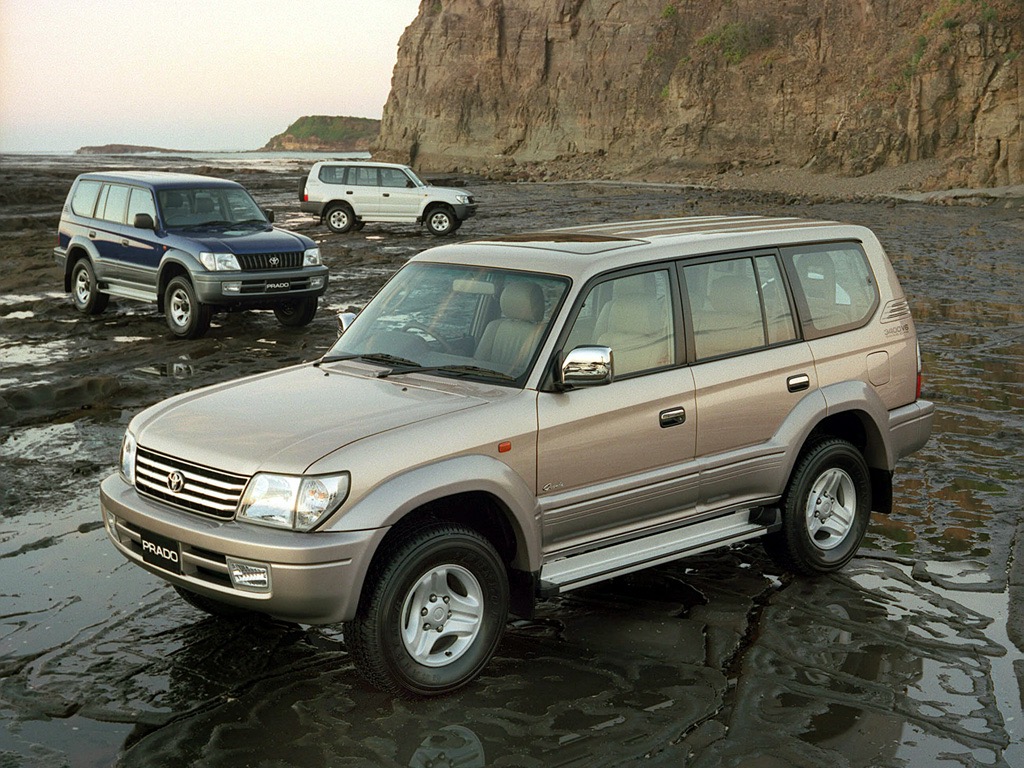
[314, 352, 420, 369]
[376, 363, 516, 382]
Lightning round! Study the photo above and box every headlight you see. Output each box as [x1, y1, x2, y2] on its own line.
[120, 431, 137, 485]
[303, 247, 321, 266]
[237, 472, 349, 531]
[455, 194, 470, 205]
[199, 252, 241, 271]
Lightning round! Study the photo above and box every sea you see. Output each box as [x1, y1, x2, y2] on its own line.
[0, 150, 371, 174]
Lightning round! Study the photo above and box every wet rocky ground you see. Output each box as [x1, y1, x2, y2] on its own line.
[0, 154, 1022, 767]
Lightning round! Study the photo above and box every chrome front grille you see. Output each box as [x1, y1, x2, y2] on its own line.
[135, 447, 247, 519]
[236, 251, 303, 270]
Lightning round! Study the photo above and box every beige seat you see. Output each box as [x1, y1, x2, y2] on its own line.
[595, 274, 673, 375]
[476, 282, 545, 374]
[694, 275, 765, 358]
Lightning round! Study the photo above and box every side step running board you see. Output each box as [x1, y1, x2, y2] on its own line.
[539, 509, 770, 595]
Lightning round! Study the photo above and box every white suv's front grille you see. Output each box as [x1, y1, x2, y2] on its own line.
[135, 447, 247, 520]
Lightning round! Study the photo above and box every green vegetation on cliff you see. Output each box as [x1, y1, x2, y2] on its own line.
[263, 115, 380, 151]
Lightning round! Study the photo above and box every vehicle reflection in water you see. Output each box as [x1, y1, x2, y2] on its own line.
[111, 554, 1019, 767]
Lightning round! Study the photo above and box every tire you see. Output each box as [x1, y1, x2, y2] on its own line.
[173, 585, 254, 620]
[273, 296, 318, 327]
[346, 523, 509, 696]
[426, 205, 457, 236]
[70, 258, 109, 315]
[325, 204, 354, 233]
[766, 437, 872, 576]
[164, 276, 212, 339]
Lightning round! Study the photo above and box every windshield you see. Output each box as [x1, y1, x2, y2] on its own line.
[157, 186, 268, 228]
[325, 262, 570, 386]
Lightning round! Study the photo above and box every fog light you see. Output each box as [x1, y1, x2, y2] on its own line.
[227, 559, 271, 592]
[105, 510, 117, 532]
[310, 276, 325, 289]
[222, 281, 242, 295]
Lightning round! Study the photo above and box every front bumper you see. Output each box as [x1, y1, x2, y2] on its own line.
[100, 474, 385, 624]
[191, 265, 329, 306]
[454, 203, 478, 221]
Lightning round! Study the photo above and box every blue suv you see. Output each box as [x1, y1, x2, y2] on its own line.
[54, 171, 329, 338]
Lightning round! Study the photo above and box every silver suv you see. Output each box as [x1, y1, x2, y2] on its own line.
[101, 216, 933, 695]
[300, 160, 477, 235]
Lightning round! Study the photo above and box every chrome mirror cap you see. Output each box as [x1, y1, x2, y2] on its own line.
[560, 346, 613, 389]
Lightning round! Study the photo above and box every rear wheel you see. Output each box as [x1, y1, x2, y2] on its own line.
[273, 296, 318, 327]
[346, 523, 509, 696]
[766, 437, 871, 575]
[325, 204, 354, 233]
[70, 258, 109, 315]
[164, 276, 212, 339]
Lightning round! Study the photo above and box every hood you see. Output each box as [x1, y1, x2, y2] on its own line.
[167, 226, 312, 253]
[133, 365, 486, 476]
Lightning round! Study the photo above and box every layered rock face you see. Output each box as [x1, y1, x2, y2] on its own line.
[376, 0, 1022, 187]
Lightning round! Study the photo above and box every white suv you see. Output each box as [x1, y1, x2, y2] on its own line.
[300, 161, 477, 236]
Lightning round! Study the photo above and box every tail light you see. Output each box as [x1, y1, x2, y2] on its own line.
[916, 341, 923, 399]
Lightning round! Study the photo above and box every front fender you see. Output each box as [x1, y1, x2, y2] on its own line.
[323, 454, 542, 572]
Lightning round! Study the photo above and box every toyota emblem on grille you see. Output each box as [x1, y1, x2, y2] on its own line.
[269, 255, 280, 267]
[167, 471, 185, 493]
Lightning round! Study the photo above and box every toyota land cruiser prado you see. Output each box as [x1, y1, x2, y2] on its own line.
[300, 160, 476, 236]
[101, 216, 933, 695]
[55, 171, 328, 338]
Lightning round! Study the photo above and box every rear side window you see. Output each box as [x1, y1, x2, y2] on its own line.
[684, 254, 797, 360]
[70, 180, 102, 217]
[350, 167, 378, 186]
[783, 244, 878, 339]
[318, 165, 348, 184]
[98, 184, 130, 224]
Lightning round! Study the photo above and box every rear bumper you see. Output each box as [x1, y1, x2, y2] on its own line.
[300, 201, 326, 217]
[888, 399, 935, 466]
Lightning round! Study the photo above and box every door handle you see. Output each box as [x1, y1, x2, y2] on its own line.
[788, 374, 810, 393]
[346, 190, 353, 195]
[382, 193, 390, 197]
[659, 407, 686, 428]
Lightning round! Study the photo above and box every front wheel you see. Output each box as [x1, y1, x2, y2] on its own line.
[425, 205, 457, 236]
[346, 523, 509, 696]
[70, 258, 109, 315]
[766, 437, 872, 576]
[164, 276, 212, 339]
[273, 296, 318, 327]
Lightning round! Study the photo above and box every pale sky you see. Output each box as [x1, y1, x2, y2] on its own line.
[0, 0, 422, 153]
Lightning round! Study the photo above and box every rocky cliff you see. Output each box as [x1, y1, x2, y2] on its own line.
[263, 115, 379, 152]
[376, 0, 1022, 188]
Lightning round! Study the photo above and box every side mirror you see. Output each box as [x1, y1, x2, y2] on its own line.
[336, 311, 357, 336]
[559, 346, 613, 389]
[133, 213, 155, 230]
[263, 208, 275, 223]
[406, 179, 415, 188]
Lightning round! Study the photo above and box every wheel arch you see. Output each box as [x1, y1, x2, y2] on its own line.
[324, 199, 354, 221]
[321, 455, 541, 615]
[63, 242, 97, 291]
[156, 257, 194, 313]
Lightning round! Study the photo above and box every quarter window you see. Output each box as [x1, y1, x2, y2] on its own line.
[783, 244, 878, 338]
[318, 165, 348, 184]
[564, 270, 675, 377]
[70, 180, 102, 217]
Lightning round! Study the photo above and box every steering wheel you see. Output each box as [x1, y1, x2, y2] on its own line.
[401, 323, 455, 354]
